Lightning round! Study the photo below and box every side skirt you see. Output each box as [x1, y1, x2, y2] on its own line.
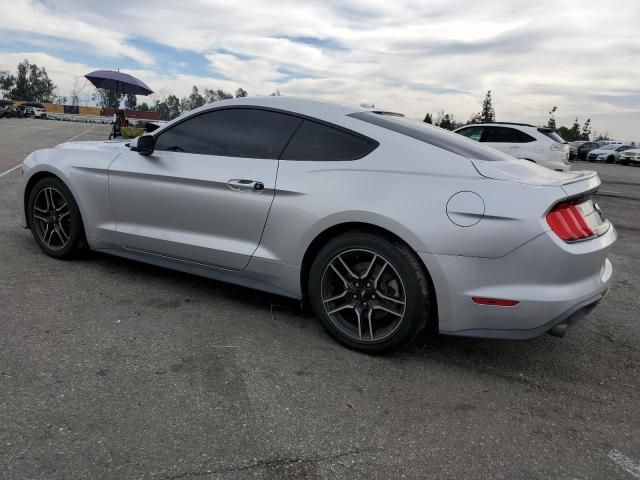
[93, 245, 302, 300]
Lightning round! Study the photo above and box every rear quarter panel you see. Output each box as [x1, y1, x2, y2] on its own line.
[257, 131, 566, 270]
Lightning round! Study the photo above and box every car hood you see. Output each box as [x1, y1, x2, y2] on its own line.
[54, 140, 130, 152]
[470, 158, 597, 187]
[622, 149, 640, 155]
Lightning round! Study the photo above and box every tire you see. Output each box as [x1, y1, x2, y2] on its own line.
[308, 232, 431, 354]
[27, 176, 86, 259]
[607, 156, 615, 164]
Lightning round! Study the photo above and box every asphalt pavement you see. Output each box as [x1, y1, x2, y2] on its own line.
[1, 119, 639, 479]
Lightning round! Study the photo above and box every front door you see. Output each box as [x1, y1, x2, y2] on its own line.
[108, 107, 302, 270]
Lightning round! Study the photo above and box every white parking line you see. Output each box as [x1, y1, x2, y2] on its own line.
[65, 123, 97, 142]
[0, 123, 98, 177]
[609, 449, 640, 478]
[0, 164, 21, 178]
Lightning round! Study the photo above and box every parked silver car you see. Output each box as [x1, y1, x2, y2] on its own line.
[17, 97, 615, 353]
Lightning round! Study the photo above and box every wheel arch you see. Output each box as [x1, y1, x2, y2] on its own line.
[300, 221, 438, 331]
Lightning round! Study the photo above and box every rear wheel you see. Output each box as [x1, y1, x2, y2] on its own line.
[27, 177, 85, 259]
[308, 232, 431, 353]
[607, 156, 615, 163]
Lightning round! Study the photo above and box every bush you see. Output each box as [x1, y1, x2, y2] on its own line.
[121, 127, 145, 138]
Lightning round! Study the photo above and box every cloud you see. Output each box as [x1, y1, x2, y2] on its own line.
[1, 0, 639, 140]
[2, 0, 153, 65]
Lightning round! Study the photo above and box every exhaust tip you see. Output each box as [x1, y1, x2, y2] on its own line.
[549, 323, 569, 338]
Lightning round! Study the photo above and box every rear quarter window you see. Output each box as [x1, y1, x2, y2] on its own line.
[348, 112, 512, 162]
[280, 120, 377, 161]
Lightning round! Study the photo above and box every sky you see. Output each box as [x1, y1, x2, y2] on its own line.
[0, 0, 639, 140]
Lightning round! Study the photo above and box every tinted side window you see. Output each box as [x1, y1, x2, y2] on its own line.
[281, 120, 377, 161]
[483, 126, 529, 143]
[456, 126, 484, 142]
[154, 108, 302, 159]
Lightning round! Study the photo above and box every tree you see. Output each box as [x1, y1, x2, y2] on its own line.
[54, 95, 67, 105]
[153, 99, 170, 120]
[166, 94, 181, 119]
[568, 118, 581, 140]
[547, 106, 557, 129]
[138, 102, 150, 112]
[423, 113, 432, 124]
[581, 118, 591, 140]
[9, 59, 56, 102]
[70, 76, 88, 106]
[203, 88, 233, 103]
[125, 93, 137, 110]
[186, 85, 205, 110]
[269, 88, 281, 96]
[93, 88, 120, 110]
[0, 70, 15, 98]
[480, 90, 495, 122]
[434, 110, 462, 130]
[468, 112, 482, 124]
[235, 88, 248, 98]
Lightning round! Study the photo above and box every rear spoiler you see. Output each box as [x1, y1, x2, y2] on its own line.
[558, 170, 601, 198]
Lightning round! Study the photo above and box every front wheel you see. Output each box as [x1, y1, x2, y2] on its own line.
[308, 232, 432, 353]
[27, 176, 86, 259]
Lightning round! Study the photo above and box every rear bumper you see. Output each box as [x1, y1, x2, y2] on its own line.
[419, 224, 616, 340]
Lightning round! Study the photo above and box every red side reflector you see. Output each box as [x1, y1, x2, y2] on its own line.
[546, 203, 594, 242]
[472, 297, 519, 307]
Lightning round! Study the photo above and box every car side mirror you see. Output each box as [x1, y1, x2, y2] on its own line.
[131, 135, 155, 156]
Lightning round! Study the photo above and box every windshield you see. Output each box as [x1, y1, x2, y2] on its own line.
[348, 112, 513, 161]
[600, 144, 618, 150]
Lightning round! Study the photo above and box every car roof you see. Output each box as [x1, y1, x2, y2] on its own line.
[153, 96, 407, 136]
[458, 122, 538, 128]
[186, 96, 377, 119]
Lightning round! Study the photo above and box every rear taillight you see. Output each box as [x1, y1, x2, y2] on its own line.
[546, 202, 594, 241]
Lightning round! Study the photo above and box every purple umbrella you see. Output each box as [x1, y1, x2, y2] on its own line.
[84, 70, 153, 139]
[84, 70, 153, 97]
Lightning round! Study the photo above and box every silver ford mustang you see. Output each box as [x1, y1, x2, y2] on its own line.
[18, 97, 616, 353]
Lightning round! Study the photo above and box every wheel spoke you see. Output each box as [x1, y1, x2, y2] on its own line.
[376, 291, 405, 306]
[34, 205, 48, 214]
[58, 211, 70, 221]
[33, 213, 48, 223]
[327, 303, 356, 315]
[329, 263, 349, 288]
[57, 224, 69, 243]
[337, 254, 359, 279]
[367, 308, 374, 340]
[373, 261, 388, 288]
[323, 290, 348, 304]
[372, 304, 404, 318]
[361, 254, 378, 279]
[55, 202, 67, 213]
[45, 188, 55, 210]
[44, 226, 55, 246]
[355, 307, 362, 339]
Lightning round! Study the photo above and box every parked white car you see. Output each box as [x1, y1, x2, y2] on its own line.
[618, 148, 640, 165]
[454, 122, 570, 171]
[587, 144, 635, 163]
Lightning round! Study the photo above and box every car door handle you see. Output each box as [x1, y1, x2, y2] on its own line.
[226, 179, 265, 192]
